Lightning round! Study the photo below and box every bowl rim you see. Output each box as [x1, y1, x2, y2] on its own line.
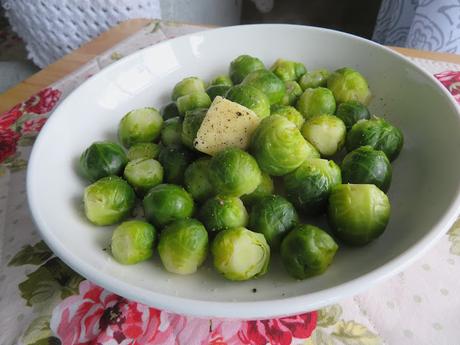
[27, 23, 460, 319]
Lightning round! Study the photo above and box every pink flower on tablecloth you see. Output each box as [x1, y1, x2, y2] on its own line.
[0, 128, 20, 163]
[21, 117, 48, 135]
[0, 104, 23, 129]
[24, 87, 61, 114]
[434, 70, 460, 103]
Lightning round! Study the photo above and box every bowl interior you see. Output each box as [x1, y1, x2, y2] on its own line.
[28, 25, 460, 319]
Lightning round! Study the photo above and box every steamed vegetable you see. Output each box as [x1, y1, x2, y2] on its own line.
[270, 58, 306, 81]
[181, 108, 207, 149]
[172, 77, 206, 101]
[176, 92, 211, 115]
[241, 172, 274, 207]
[118, 107, 163, 147]
[225, 84, 270, 118]
[127, 143, 160, 161]
[242, 69, 286, 105]
[161, 117, 183, 147]
[301, 114, 346, 157]
[335, 100, 370, 130]
[270, 104, 305, 129]
[184, 158, 214, 202]
[200, 195, 248, 233]
[123, 158, 163, 195]
[327, 67, 371, 105]
[299, 69, 330, 90]
[229, 55, 265, 84]
[158, 146, 194, 184]
[296, 87, 336, 119]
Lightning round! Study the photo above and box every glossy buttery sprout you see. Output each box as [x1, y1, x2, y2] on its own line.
[176, 92, 211, 116]
[328, 184, 390, 245]
[208, 147, 262, 197]
[161, 117, 183, 147]
[251, 115, 319, 176]
[229, 55, 265, 84]
[200, 195, 248, 233]
[111, 220, 156, 264]
[249, 195, 298, 250]
[118, 107, 163, 147]
[79, 141, 128, 182]
[242, 69, 286, 105]
[241, 172, 274, 207]
[206, 84, 231, 101]
[284, 158, 341, 215]
[143, 184, 194, 227]
[299, 69, 330, 90]
[301, 114, 346, 157]
[83, 176, 135, 226]
[181, 108, 207, 149]
[225, 84, 270, 118]
[346, 117, 404, 161]
[161, 102, 180, 120]
[280, 80, 303, 106]
[123, 158, 163, 195]
[270, 104, 305, 129]
[280, 224, 338, 279]
[335, 100, 370, 130]
[127, 143, 160, 161]
[296, 87, 336, 119]
[270, 58, 306, 82]
[158, 146, 194, 184]
[172, 76, 206, 101]
[211, 227, 270, 281]
[341, 146, 392, 192]
[184, 158, 214, 202]
[210, 74, 233, 87]
[158, 219, 208, 274]
[327, 67, 371, 105]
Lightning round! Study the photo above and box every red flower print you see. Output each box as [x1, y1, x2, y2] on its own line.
[434, 71, 460, 103]
[21, 117, 47, 135]
[0, 104, 23, 129]
[0, 128, 20, 163]
[24, 87, 61, 115]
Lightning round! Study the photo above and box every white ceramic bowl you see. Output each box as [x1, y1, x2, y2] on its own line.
[28, 24, 460, 319]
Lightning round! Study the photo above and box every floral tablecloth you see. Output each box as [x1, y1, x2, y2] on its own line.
[1, 21, 460, 345]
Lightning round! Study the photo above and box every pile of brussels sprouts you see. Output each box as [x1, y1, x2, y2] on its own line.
[78, 54, 403, 282]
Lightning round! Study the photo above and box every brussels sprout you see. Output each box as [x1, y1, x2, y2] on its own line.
[270, 58, 307, 81]
[208, 147, 262, 196]
[211, 227, 270, 280]
[184, 158, 214, 202]
[335, 100, 370, 130]
[161, 117, 183, 147]
[280, 224, 338, 279]
[206, 85, 231, 101]
[341, 146, 392, 192]
[161, 102, 180, 120]
[181, 108, 207, 149]
[176, 92, 211, 116]
[118, 107, 163, 148]
[251, 115, 319, 176]
[127, 143, 160, 161]
[284, 158, 341, 215]
[296, 87, 336, 119]
[249, 195, 298, 250]
[172, 76, 206, 101]
[242, 69, 286, 105]
[346, 117, 404, 161]
[241, 172, 274, 207]
[301, 114, 346, 157]
[210, 74, 233, 87]
[229, 55, 265, 84]
[123, 158, 163, 195]
[299, 69, 330, 90]
[158, 219, 208, 274]
[328, 184, 390, 245]
[83, 176, 135, 226]
[158, 146, 194, 184]
[79, 141, 128, 182]
[111, 220, 156, 264]
[224, 85, 270, 118]
[143, 184, 194, 227]
[270, 104, 305, 129]
[200, 195, 248, 233]
[280, 80, 303, 106]
[327, 67, 371, 105]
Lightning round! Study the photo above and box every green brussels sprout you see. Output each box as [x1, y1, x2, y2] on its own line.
[83, 176, 135, 226]
[242, 69, 286, 105]
[118, 107, 163, 148]
[143, 184, 194, 227]
[184, 158, 214, 202]
[158, 219, 208, 274]
[229, 55, 265, 84]
[181, 108, 207, 149]
[299, 69, 330, 90]
[270, 58, 307, 81]
[211, 227, 270, 281]
[158, 146, 194, 184]
[206, 85, 231, 101]
[210, 74, 233, 87]
[296, 87, 336, 119]
[224, 85, 270, 118]
[251, 115, 319, 176]
[284, 158, 341, 215]
[176, 92, 211, 116]
[341, 146, 392, 192]
[208, 148, 262, 197]
[200, 195, 248, 232]
[79, 141, 128, 182]
[111, 220, 156, 264]
[328, 184, 390, 245]
[346, 117, 404, 161]
[161, 102, 180, 120]
[249, 195, 298, 250]
[270, 104, 305, 129]
[335, 100, 370, 130]
[301, 114, 346, 157]
[172, 76, 206, 101]
[279, 80, 303, 106]
[161, 117, 183, 147]
[127, 143, 160, 161]
[123, 158, 163, 195]
[280, 224, 338, 279]
[327, 67, 371, 105]
[241, 172, 274, 207]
